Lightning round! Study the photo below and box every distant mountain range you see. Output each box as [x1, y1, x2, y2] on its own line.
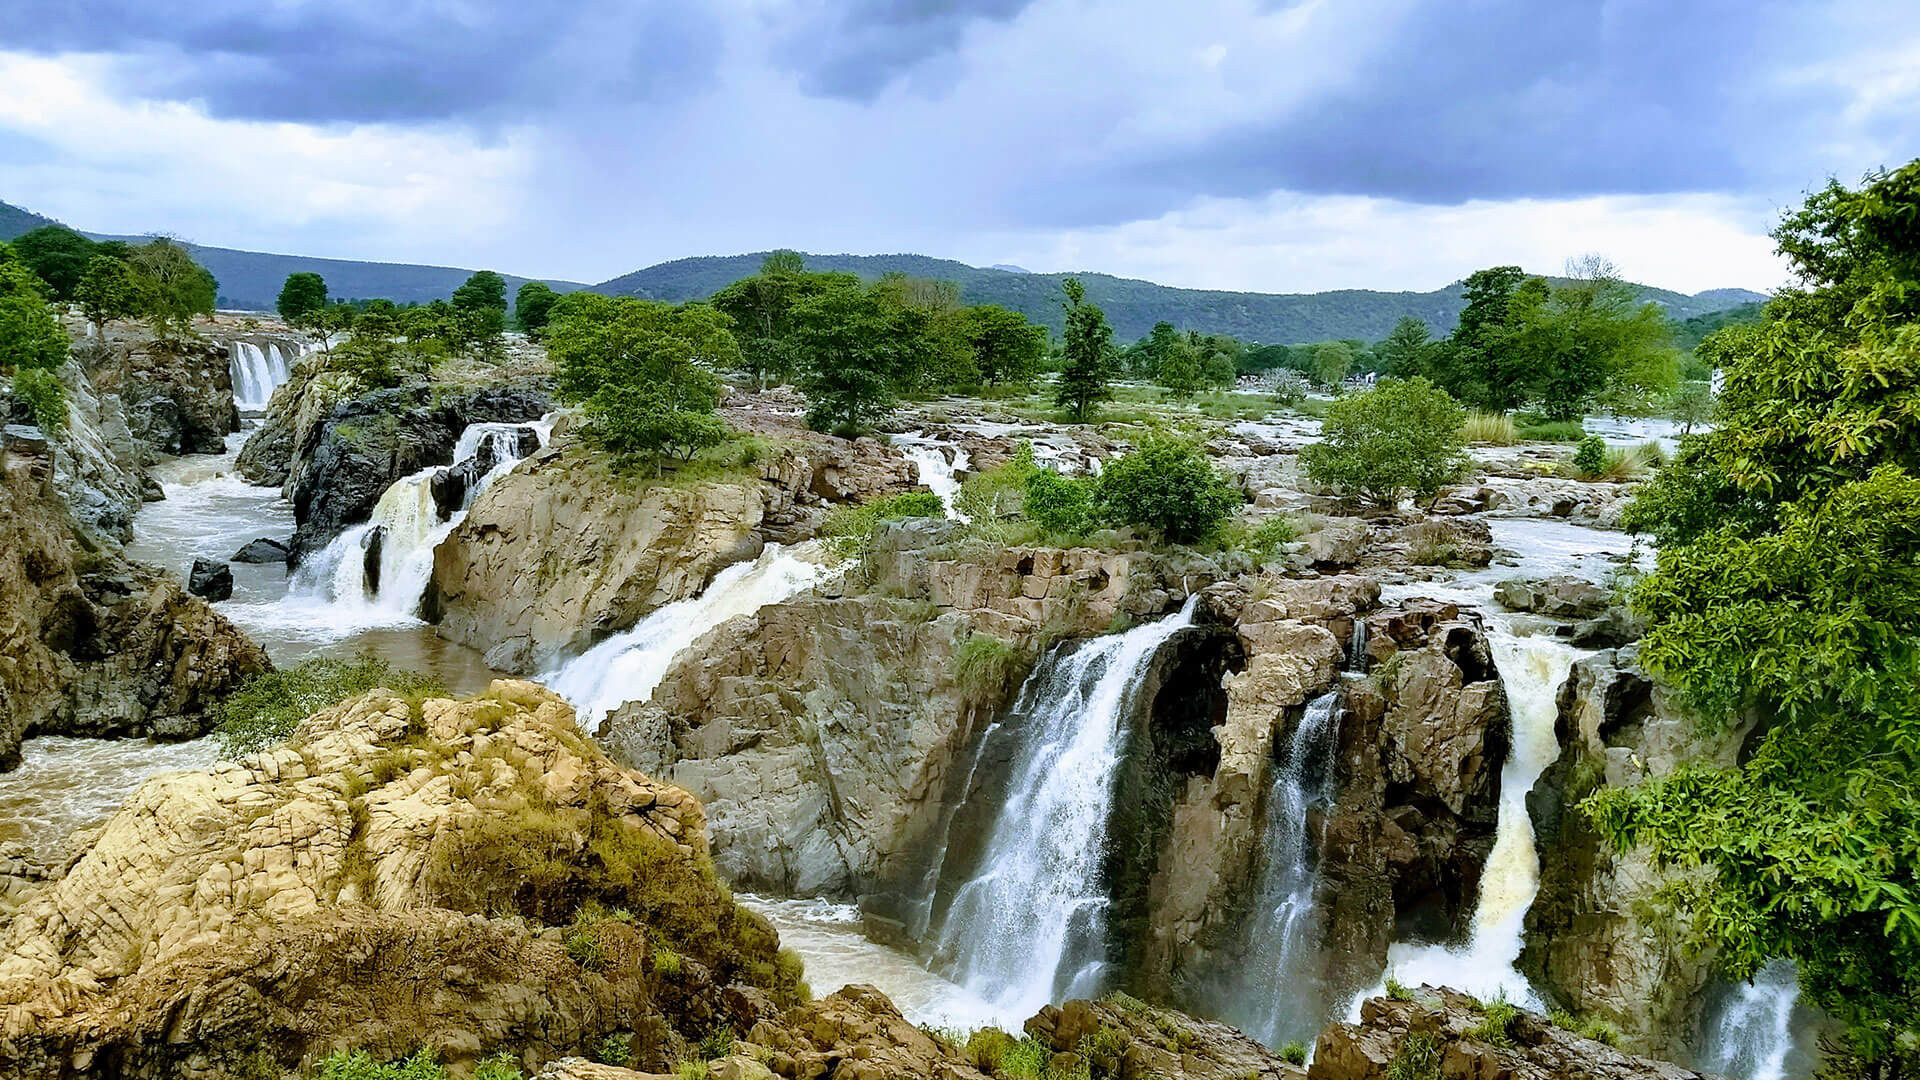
[2, 200, 1768, 344]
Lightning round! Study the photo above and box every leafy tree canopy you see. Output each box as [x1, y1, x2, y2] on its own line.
[450, 270, 507, 313]
[1054, 277, 1116, 422]
[277, 272, 329, 323]
[1091, 434, 1243, 542]
[547, 292, 736, 468]
[1301, 376, 1468, 508]
[514, 280, 559, 335]
[0, 243, 68, 373]
[126, 238, 217, 341]
[10, 225, 99, 300]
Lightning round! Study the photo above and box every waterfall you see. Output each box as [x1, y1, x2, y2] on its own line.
[545, 543, 830, 729]
[896, 434, 972, 521]
[1227, 689, 1343, 1046]
[229, 340, 295, 410]
[932, 597, 1198, 1021]
[288, 421, 542, 622]
[1363, 629, 1579, 1007]
[1704, 962, 1802, 1080]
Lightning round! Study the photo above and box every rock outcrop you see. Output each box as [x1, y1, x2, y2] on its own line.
[1519, 646, 1754, 1058]
[0, 434, 269, 770]
[1311, 988, 1715, 1079]
[0, 680, 803, 1078]
[75, 334, 238, 457]
[4, 359, 148, 544]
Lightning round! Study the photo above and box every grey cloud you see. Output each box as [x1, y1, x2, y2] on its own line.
[781, 0, 1037, 100]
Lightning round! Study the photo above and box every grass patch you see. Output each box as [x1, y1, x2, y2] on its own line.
[1469, 993, 1520, 1047]
[1384, 975, 1414, 1002]
[998, 1037, 1055, 1080]
[1515, 418, 1585, 442]
[314, 1048, 445, 1080]
[673, 1062, 709, 1080]
[821, 489, 947, 560]
[1384, 1033, 1441, 1080]
[1279, 1040, 1308, 1065]
[1460, 410, 1516, 445]
[1547, 1008, 1619, 1047]
[652, 945, 683, 978]
[472, 1053, 524, 1080]
[955, 632, 1029, 700]
[212, 654, 444, 757]
[1220, 515, 1298, 562]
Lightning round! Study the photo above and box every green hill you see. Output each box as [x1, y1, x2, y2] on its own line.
[592, 251, 1768, 342]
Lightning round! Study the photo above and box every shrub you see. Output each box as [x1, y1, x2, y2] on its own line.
[963, 1029, 1017, 1073]
[1402, 521, 1460, 566]
[1227, 515, 1297, 562]
[998, 1037, 1053, 1080]
[1279, 1041, 1308, 1065]
[1091, 435, 1243, 543]
[1269, 370, 1310, 407]
[955, 633, 1027, 700]
[1516, 417, 1585, 442]
[1546, 1008, 1619, 1046]
[1023, 467, 1094, 535]
[596, 1032, 633, 1067]
[1460, 410, 1516, 445]
[213, 655, 444, 757]
[1301, 377, 1468, 509]
[1384, 975, 1413, 1002]
[565, 929, 606, 971]
[315, 1048, 446, 1080]
[821, 489, 947, 559]
[1469, 993, 1519, 1047]
[699, 1028, 736, 1060]
[652, 945, 683, 977]
[674, 1062, 710, 1080]
[1572, 435, 1607, 476]
[11, 368, 67, 433]
[1077, 1026, 1128, 1079]
[472, 1053, 524, 1080]
[1384, 1033, 1441, 1080]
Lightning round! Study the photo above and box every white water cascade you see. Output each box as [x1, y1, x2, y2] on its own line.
[229, 340, 298, 411]
[288, 421, 543, 624]
[1364, 630, 1580, 1008]
[896, 434, 972, 521]
[1704, 962, 1802, 1080]
[933, 597, 1199, 1022]
[546, 543, 831, 729]
[1229, 689, 1343, 1046]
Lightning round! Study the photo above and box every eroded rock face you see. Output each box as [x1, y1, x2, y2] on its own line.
[1024, 995, 1305, 1080]
[0, 681, 800, 1078]
[72, 333, 239, 458]
[0, 450, 269, 769]
[4, 359, 147, 544]
[1494, 575, 1612, 620]
[1520, 646, 1754, 1058]
[1311, 988, 1714, 1080]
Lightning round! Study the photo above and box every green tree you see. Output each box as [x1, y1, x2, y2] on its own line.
[277, 272, 329, 324]
[1376, 316, 1434, 377]
[125, 238, 216, 341]
[1430, 265, 1533, 410]
[1054, 278, 1115, 422]
[1301, 376, 1468, 508]
[451, 270, 507, 313]
[1310, 340, 1354, 389]
[1595, 162, 1920, 1077]
[1023, 467, 1093, 534]
[514, 281, 559, 335]
[760, 249, 805, 275]
[11, 225, 98, 300]
[711, 259, 860, 390]
[76, 253, 138, 330]
[0, 248, 68, 373]
[1091, 435, 1242, 543]
[964, 304, 1047, 388]
[790, 286, 903, 436]
[1665, 380, 1715, 437]
[1158, 334, 1207, 400]
[546, 293, 737, 472]
[328, 310, 418, 389]
[1519, 256, 1680, 420]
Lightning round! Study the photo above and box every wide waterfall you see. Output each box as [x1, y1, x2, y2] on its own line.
[289, 421, 543, 623]
[1228, 688, 1343, 1047]
[932, 597, 1198, 1022]
[1366, 629, 1579, 1006]
[228, 340, 299, 410]
[545, 543, 830, 729]
[1703, 962, 1804, 1080]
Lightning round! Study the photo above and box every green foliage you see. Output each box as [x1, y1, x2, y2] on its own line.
[471, 1053, 524, 1080]
[955, 633, 1028, 700]
[1377, 316, 1436, 377]
[314, 1048, 445, 1080]
[278, 272, 329, 323]
[962, 1029, 1017, 1073]
[964, 304, 1048, 388]
[1469, 993, 1519, 1047]
[821, 489, 947, 560]
[698, 1028, 735, 1061]
[1572, 434, 1607, 476]
[547, 293, 735, 470]
[1515, 417, 1585, 442]
[1076, 1026, 1128, 1080]
[1665, 379, 1716, 435]
[1279, 1041, 1308, 1065]
[1054, 278, 1116, 422]
[212, 655, 444, 757]
[1384, 975, 1413, 1002]
[11, 225, 99, 299]
[0, 252, 67, 372]
[76, 253, 138, 328]
[596, 1032, 633, 1067]
[791, 284, 907, 435]
[514, 281, 559, 335]
[1091, 435, 1242, 543]
[1023, 467, 1094, 535]
[652, 945, 683, 977]
[126, 238, 217, 340]
[673, 1061, 710, 1080]
[997, 1037, 1053, 1080]
[1384, 1033, 1441, 1080]
[1460, 411, 1516, 445]
[330, 311, 421, 390]
[1302, 376, 1468, 508]
[1311, 339, 1354, 388]
[451, 270, 507, 313]
[11, 368, 67, 432]
[1593, 161, 1920, 1073]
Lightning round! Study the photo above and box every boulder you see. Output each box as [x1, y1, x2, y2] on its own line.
[231, 537, 290, 563]
[83, 336, 239, 456]
[1493, 575, 1612, 619]
[187, 557, 233, 600]
[1024, 995, 1304, 1079]
[1299, 518, 1370, 566]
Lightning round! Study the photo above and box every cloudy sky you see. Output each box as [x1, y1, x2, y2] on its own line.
[1, 0, 1915, 294]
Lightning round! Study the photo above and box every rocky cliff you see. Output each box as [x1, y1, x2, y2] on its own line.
[0, 427, 268, 771]
[71, 327, 239, 458]
[0, 680, 804, 1078]
[3, 358, 149, 544]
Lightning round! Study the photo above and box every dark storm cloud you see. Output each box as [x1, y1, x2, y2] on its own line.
[1099, 0, 1869, 209]
[781, 0, 1038, 100]
[0, 1, 722, 122]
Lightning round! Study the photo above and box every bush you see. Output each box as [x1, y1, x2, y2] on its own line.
[955, 633, 1027, 700]
[963, 1029, 1018, 1073]
[213, 656, 444, 757]
[998, 1037, 1053, 1080]
[472, 1053, 524, 1080]
[1301, 377, 1468, 508]
[1469, 993, 1519, 1047]
[1516, 418, 1585, 442]
[596, 1032, 633, 1067]
[1572, 434, 1607, 475]
[1402, 521, 1460, 566]
[1384, 1033, 1441, 1080]
[11, 368, 67, 432]
[1279, 1040, 1308, 1065]
[1384, 975, 1413, 1002]
[1091, 435, 1242, 543]
[954, 443, 1039, 534]
[652, 945, 683, 977]
[698, 1028, 735, 1061]
[820, 489, 948, 560]
[1270, 370, 1310, 407]
[1023, 467, 1094, 535]
[673, 1062, 710, 1080]
[315, 1049, 446, 1080]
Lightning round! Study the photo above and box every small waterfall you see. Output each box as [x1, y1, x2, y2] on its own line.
[545, 544, 830, 729]
[228, 340, 295, 411]
[897, 434, 972, 521]
[1228, 689, 1343, 1046]
[1365, 630, 1579, 1007]
[1704, 962, 1802, 1080]
[932, 597, 1198, 1021]
[289, 421, 542, 620]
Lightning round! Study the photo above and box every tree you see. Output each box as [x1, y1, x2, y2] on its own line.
[76, 254, 137, 330]
[450, 270, 507, 313]
[277, 272, 329, 324]
[964, 304, 1047, 388]
[790, 286, 903, 436]
[1665, 380, 1715, 437]
[711, 262, 860, 390]
[125, 238, 216, 341]
[1595, 161, 1920, 1077]
[1376, 316, 1434, 377]
[1310, 340, 1354, 389]
[1091, 435, 1243, 543]
[546, 293, 737, 472]
[871, 274, 975, 391]
[760, 249, 805, 276]
[0, 246, 68, 373]
[1054, 278, 1115, 422]
[11, 226, 99, 300]
[514, 281, 559, 336]
[1429, 265, 1533, 410]
[329, 310, 417, 389]
[1301, 376, 1468, 508]
[1519, 256, 1680, 420]
[1157, 334, 1207, 400]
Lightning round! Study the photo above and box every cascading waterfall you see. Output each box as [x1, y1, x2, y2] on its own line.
[228, 340, 297, 410]
[289, 421, 543, 622]
[932, 597, 1199, 1022]
[1704, 962, 1802, 1080]
[1365, 629, 1579, 1007]
[1228, 689, 1343, 1047]
[545, 543, 830, 729]
[896, 434, 972, 521]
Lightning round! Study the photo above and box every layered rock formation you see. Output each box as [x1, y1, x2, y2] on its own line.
[74, 333, 238, 457]
[0, 430, 269, 771]
[0, 680, 803, 1078]
[1520, 646, 1754, 1058]
[5, 359, 149, 544]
